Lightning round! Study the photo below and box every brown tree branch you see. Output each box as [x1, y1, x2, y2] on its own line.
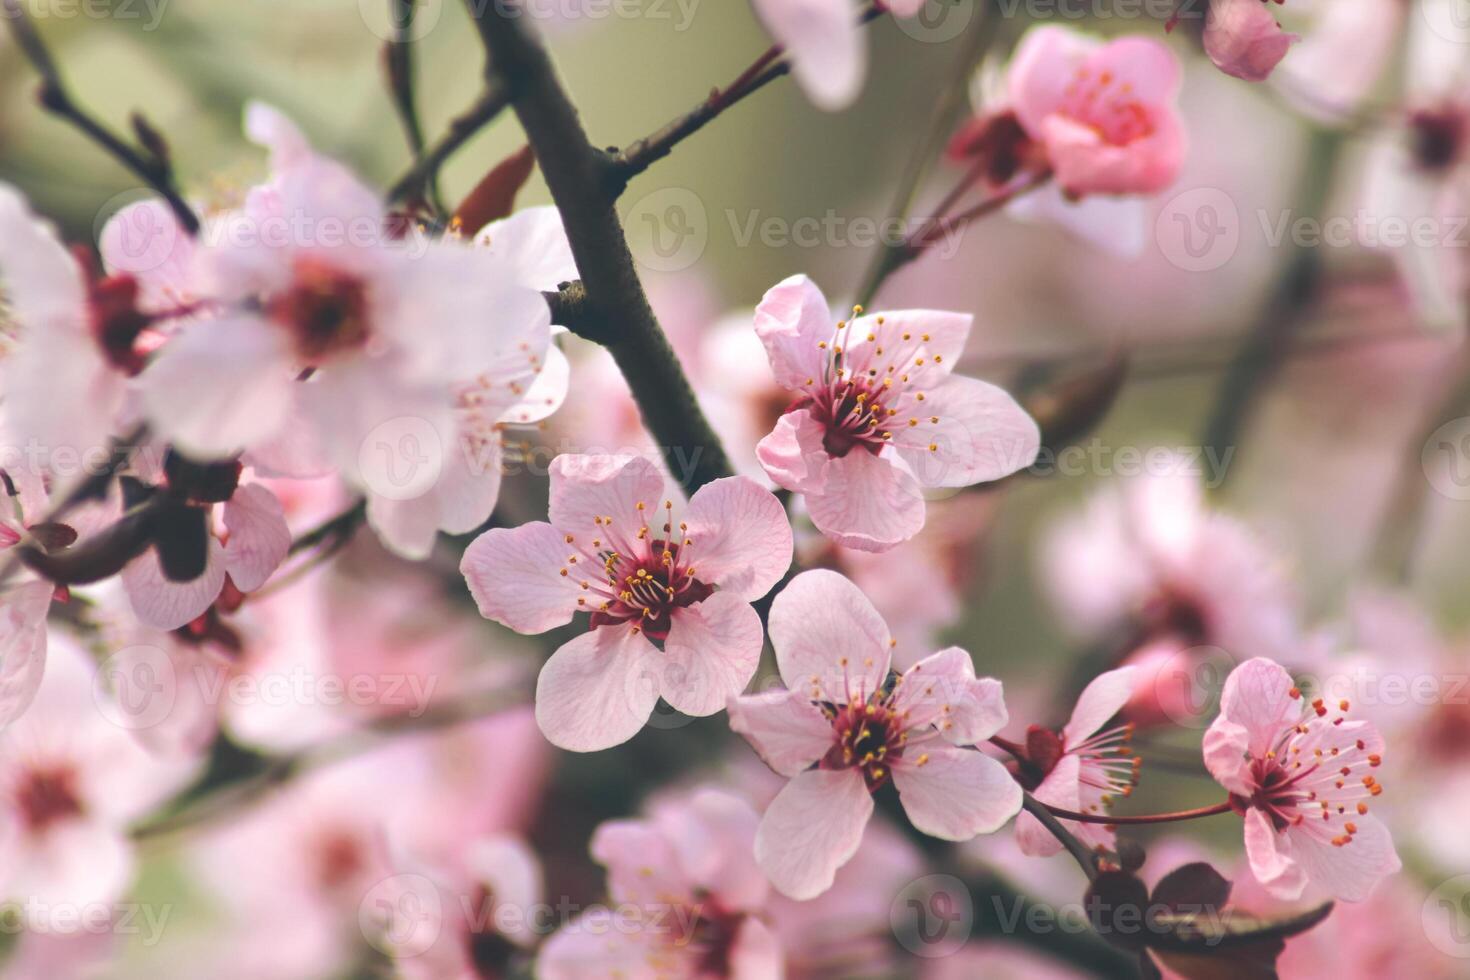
[386, 82, 511, 206]
[3, 0, 199, 235]
[466, 3, 733, 493]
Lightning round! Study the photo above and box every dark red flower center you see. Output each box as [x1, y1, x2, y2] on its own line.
[16, 766, 82, 832]
[824, 697, 907, 791]
[270, 256, 371, 362]
[800, 375, 896, 458]
[587, 540, 714, 641]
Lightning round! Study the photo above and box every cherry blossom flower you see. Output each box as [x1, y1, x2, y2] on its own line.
[461, 453, 792, 751]
[1008, 27, 1186, 198]
[1203, 657, 1401, 902]
[727, 569, 1019, 899]
[1200, 0, 1299, 82]
[1007, 667, 1141, 857]
[0, 184, 146, 465]
[0, 635, 198, 919]
[539, 788, 781, 978]
[1039, 454, 1300, 666]
[753, 275, 1038, 553]
[747, 0, 925, 111]
[136, 104, 550, 501]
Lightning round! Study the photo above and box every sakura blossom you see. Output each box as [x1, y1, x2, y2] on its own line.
[754, 275, 1039, 552]
[1007, 26, 1186, 198]
[728, 569, 1020, 898]
[1203, 657, 1401, 902]
[1199, 0, 1300, 82]
[1007, 666, 1142, 858]
[461, 453, 792, 750]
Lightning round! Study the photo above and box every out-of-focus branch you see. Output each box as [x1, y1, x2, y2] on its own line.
[466, 3, 734, 493]
[964, 869, 1142, 979]
[386, 84, 511, 206]
[3, 0, 199, 235]
[607, 6, 884, 190]
[384, 0, 445, 213]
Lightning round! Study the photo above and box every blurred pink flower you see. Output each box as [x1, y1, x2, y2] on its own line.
[0, 636, 198, 920]
[1039, 455, 1300, 666]
[1203, 657, 1400, 902]
[1200, 0, 1299, 82]
[1008, 27, 1186, 196]
[754, 275, 1038, 552]
[539, 788, 779, 978]
[0, 184, 142, 462]
[727, 569, 1019, 898]
[461, 454, 792, 751]
[137, 103, 551, 497]
[1010, 666, 1140, 858]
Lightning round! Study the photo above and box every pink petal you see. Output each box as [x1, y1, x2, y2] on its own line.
[1042, 111, 1186, 197]
[853, 308, 973, 388]
[729, 917, 784, 980]
[892, 745, 1021, 841]
[756, 408, 829, 495]
[1217, 657, 1301, 758]
[244, 101, 313, 169]
[1201, 717, 1254, 797]
[368, 435, 503, 559]
[139, 315, 295, 459]
[805, 450, 926, 553]
[547, 454, 668, 547]
[891, 375, 1040, 489]
[727, 688, 834, 777]
[1089, 35, 1183, 99]
[1243, 806, 1308, 900]
[464, 836, 543, 947]
[0, 183, 85, 327]
[121, 541, 226, 631]
[460, 522, 585, 634]
[1007, 26, 1099, 138]
[752, 274, 835, 390]
[1286, 814, 1401, 903]
[0, 581, 52, 728]
[891, 647, 1009, 745]
[654, 789, 768, 912]
[2, 818, 134, 912]
[661, 592, 763, 717]
[591, 819, 693, 908]
[534, 624, 661, 751]
[1014, 755, 1080, 857]
[748, 0, 864, 111]
[472, 206, 578, 290]
[768, 569, 891, 700]
[756, 769, 873, 900]
[536, 907, 657, 980]
[682, 476, 793, 600]
[501, 343, 571, 426]
[222, 483, 291, 592]
[1204, 0, 1299, 82]
[98, 198, 195, 312]
[1062, 666, 1136, 745]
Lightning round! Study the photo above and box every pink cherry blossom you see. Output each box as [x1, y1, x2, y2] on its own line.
[727, 569, 1019, 899]
[0, 184, 143, 464]
[0, 635, 198, 919]
[539, 788, 780, 978]
[1201, 0, 1300, 82]
[1203, 657, 1401, 902]
[1039, 454, 1300, 666]
[753, 275, 1039, 553]
[1007, 26, 1186, 197]
[1008, 666, 1141, 857]
[461, 454, 792, 751]
[136, 103, 551, 499]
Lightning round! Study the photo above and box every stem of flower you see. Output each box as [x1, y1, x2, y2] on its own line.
[1043, 800, 1234, 826]
[1021, 792, 1099, 882]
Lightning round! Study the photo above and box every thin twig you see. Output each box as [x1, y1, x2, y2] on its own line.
[1041, 799, 1233, 826]
[608, 6, 885, 189]
[386, 85, 511, 205]
[384, 0, 445, 213]
[3, 0, 199, 234]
